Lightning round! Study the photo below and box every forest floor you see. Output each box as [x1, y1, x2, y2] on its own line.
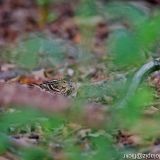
[1, 0, 160, 160]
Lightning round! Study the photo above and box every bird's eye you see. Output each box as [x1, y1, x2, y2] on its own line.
[63, 81, 66, 84]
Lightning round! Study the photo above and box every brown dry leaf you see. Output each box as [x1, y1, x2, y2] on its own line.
[149, 72, 160, 94]
[0, 64, 16, 71]
[0, 157, 9, 160]
[67, 122, 82, 131]
[49, 17, 80, 42]
[17, 75, 42, 85]
[73, 33, 81, 43]
[92, 22, 109, 57]
[82, 103, 107, 128]
[144, 106, 159, 116]
[53, 151, 66, 160]
[12, 137, 37, 147]
[116, 130, 142, 148]
[31, 69, 47, 80]
[76, 128, 91, 140]
[90, 67, 107, 83]
[0, 70, 20, 81]
[1, 152, 19, 160]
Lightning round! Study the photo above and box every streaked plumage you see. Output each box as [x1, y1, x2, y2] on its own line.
[37, 79, 73, 96]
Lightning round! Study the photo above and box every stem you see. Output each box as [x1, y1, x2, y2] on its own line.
[38, 4, 49, 28]
[117, 58, 160, 108]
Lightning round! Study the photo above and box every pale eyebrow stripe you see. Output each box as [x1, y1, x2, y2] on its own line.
[48, 83, 60, 92]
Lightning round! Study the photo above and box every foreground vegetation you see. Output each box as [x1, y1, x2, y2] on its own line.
[1, 0, 160, 159]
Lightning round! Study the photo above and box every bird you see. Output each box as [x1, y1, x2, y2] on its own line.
[35, 79, 74, 96]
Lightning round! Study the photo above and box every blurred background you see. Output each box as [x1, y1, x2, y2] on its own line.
[0, 0, 160, 160]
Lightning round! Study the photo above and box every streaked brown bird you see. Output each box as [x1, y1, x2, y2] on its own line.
[35, 79, 74, 96]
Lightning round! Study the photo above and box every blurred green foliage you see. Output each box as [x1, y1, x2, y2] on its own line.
[104, 2, 148, 25]
[14, 35, 66, 68]
[136, 12, 160, 53]
[107, 29, 143, 67]
[16, 37, 41, 69]
[77, 78, 126, 104]
[76, 0, 98, 17]
[1, 1, 160, 160]
[0, 133, 9, 154]
[36, 0, 53, 6]
[0, 107, 42, 132]
[106, 3, 160, 68]
[118, 86, 154, 127]
[90, 136, 120, 160]
[21, 147, 52, 160]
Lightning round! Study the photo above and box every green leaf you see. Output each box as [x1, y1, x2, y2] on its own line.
[104, 2, 147, 25]
[107, 29, 143, 67]
[16, 36, 66, 68]
[77, 79, 126, 101]
[118, 86, 154, 126]
[21, 147, 52, 160]
[91, 136, 120, 160]
[0, 107, 42, 132]
[136, 13, 160, 53]
[36, 0, 52, 6]
[40, 38, 66, 65]
[0, 133, 9, 154]
[76, 0, 98, 17]
[16, 37, 41, 69]
[40, 115, 65, 135]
